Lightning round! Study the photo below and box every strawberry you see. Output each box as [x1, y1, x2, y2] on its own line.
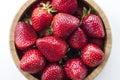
[82, 14, 105, 38]
[14, 22, 37, 50]
[81, 43, 104, 67]
[69, 28, 88, 49]
[52, 13, 80, 38]
[32, 2, 55, 32]
[89, 37, 104, 48]
[51, 0, 78, 14]
[41, 64, 64, 80]
[36, 36, 67, 62]
[65, 58, 87, 80]
[20, 49, 46, 73]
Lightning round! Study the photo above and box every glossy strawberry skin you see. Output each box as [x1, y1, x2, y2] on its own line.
[65, 58, 87, 80]
[20, 49, 46, 74]
[51, 0, 78, 14]
[32, 7, 53, 31]
[36, 36, 67, 62]
[82, 14, 105, 38]
[14, 22, 37, 50]
[81, 43, 104, 67]
[41, 64, 64, 80]
[52, 13, 80, 38]
[69, 28, 88, 49]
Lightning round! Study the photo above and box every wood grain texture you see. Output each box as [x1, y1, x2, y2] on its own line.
[84, 0, 112, 80]
[9, 0, 112, 80]
[10, 0, 39, 80]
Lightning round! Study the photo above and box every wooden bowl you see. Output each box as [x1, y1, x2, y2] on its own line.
[9, 0, 112, 80]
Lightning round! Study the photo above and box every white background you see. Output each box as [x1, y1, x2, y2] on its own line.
[0, 0, 119, 80]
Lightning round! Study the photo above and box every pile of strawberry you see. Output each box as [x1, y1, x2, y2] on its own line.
[14, 0, 105, 80]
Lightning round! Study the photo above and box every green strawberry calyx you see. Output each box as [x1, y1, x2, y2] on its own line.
[82, 7, 91, 19]
[23, 17, 32, 25]
[40, 2, 56, 13]
[80, 7, 95, 25]
[23, 13, 32, 25]
[38, 25, 53, 37]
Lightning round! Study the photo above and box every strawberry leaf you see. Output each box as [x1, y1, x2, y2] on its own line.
[82, 7, 88, 19]
[80, 7, 95, 25]
[38, 25, 53, 37]
[41, 1, 56, 13]
[23, 17, 32, 25]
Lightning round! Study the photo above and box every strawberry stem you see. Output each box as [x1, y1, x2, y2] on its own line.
[87, 7, 92, 14]
[23, 13, 32, 25]
[40, 1, 56, 13]
[38, 25, 53, 37]
[80, 7, 93, 25]
[45, 25, 53, 35]
[23, 17, 32, 25]
[82, 7, 88, 19]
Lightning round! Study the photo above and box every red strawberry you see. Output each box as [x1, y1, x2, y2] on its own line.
[52, 13, 80, 38]
[81, 43, 104, 67]
[41, 64, 64, 80]
[32, 2, 55, 32]
[36, 36, 67, 62]
[20, 49, 46, 73]
[69, 28, 88, 49]
[65, 58, 87, 80]
[89, 37, 104, 47]
[14, 22, 37, 50]
[82, 14, 105, 38]
[51, 0, 78, 14]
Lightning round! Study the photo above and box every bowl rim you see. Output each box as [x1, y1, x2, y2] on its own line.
[84, 0, 112, 80]
[9, 0, 112, 80]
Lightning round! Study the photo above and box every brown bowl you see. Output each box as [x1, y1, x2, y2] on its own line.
[9, 0, 112, 80]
